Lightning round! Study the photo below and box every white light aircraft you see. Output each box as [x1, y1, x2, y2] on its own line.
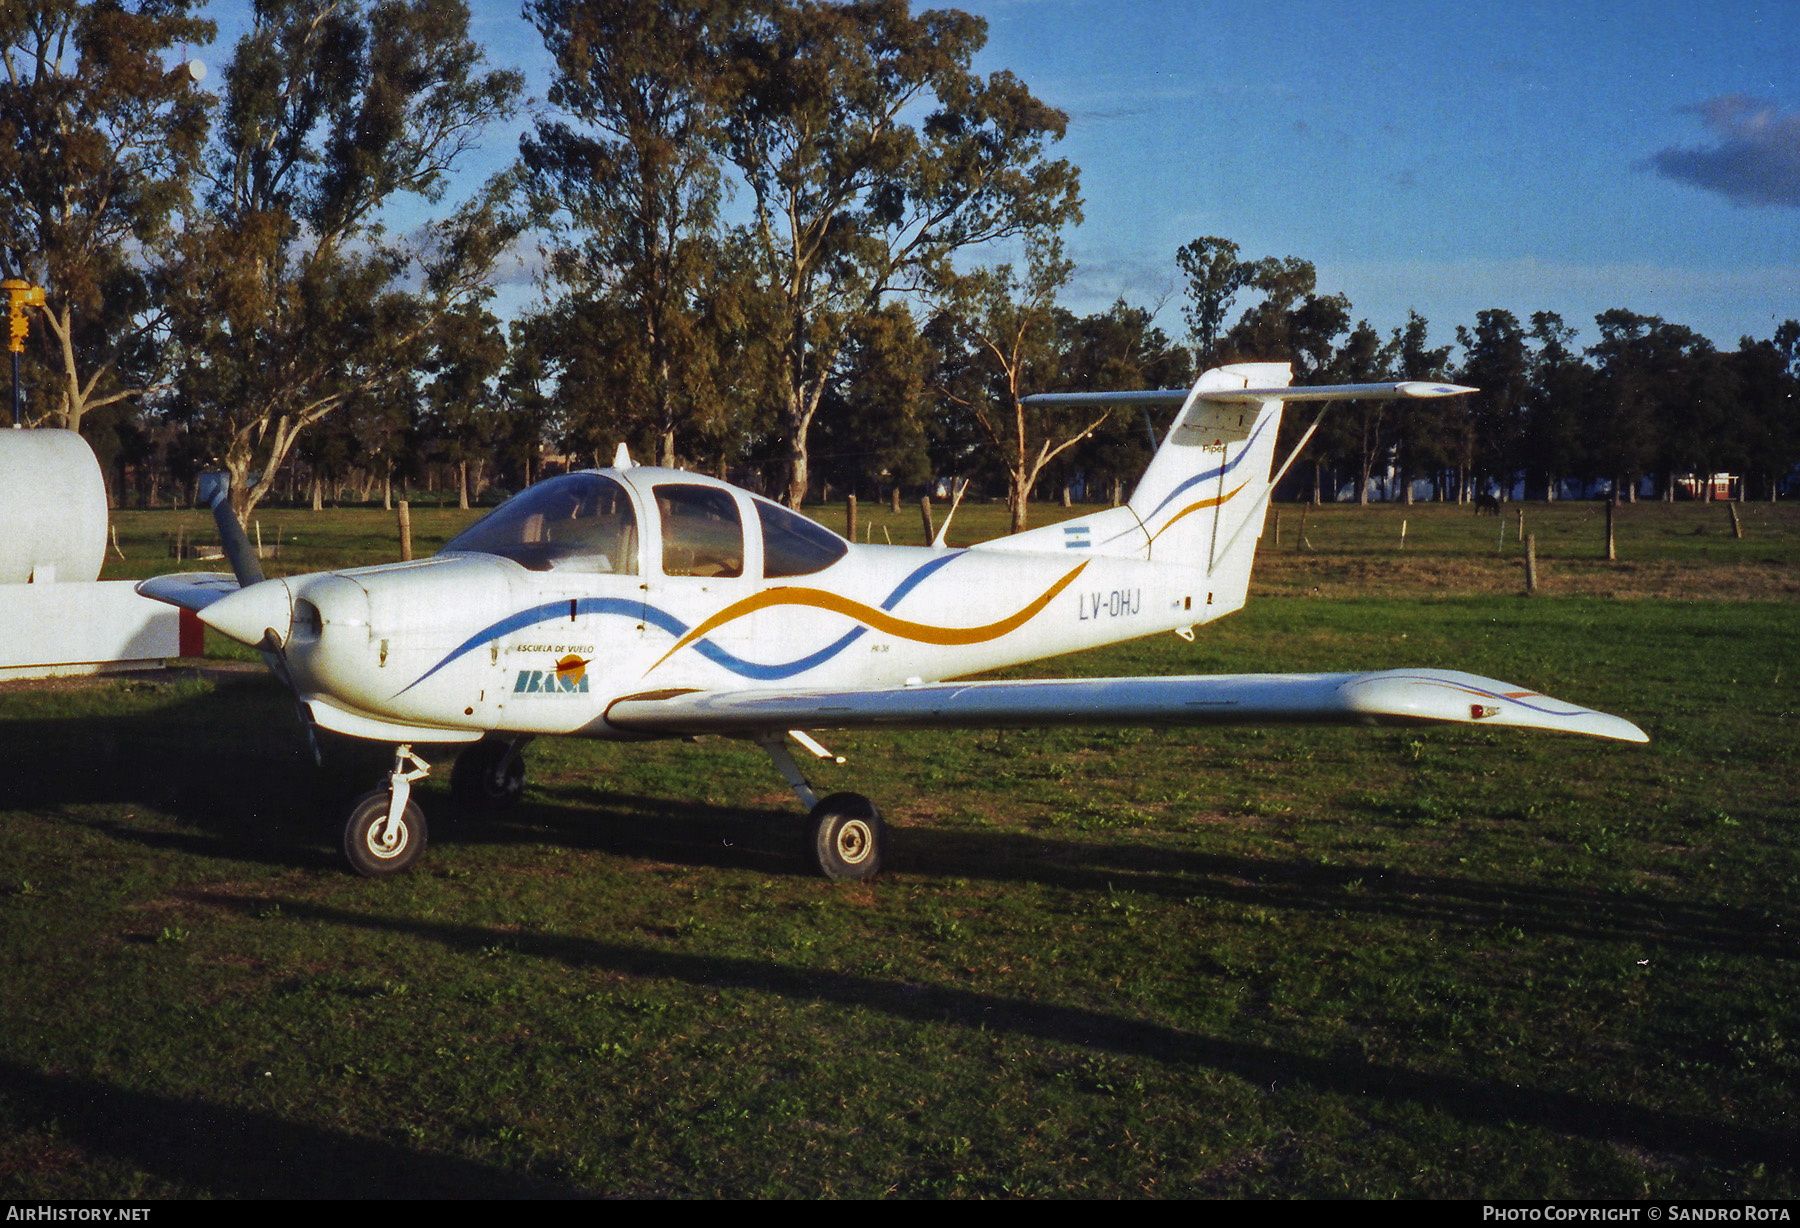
[140, 363, 1647, 880]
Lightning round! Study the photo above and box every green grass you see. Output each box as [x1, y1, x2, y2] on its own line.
[1, 502, 1794, 1197]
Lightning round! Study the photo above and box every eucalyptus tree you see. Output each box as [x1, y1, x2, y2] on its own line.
[521, 0, 736, 469]
[1056, 298, 1193, 505]
[1455, 309, 1530, 501]
[1176, 235, 1250, 371]
[1522, 312, 1588, 500]
[1219, 255, 1321, 365]
[1333, 319, 1398, 505]
[930, 234, 1106, 533]
[1585, 310, 1711, 502]
[810, 302, 935, 504]
[1389, 310, 1451, 504]
[721, 0, 1080, 508]
[166, 0, 523, 518]
[0, 0, 213, 433]
[1730, 322, 1798, 501]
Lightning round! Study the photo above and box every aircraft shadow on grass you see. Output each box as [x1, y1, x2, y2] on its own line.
[1, 673, 1790, 965]
[0, 1057, 579, 1198]
[187, 894, 1795, 1173]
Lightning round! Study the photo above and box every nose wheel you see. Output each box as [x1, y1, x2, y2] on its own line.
[342, 744, 431, 876]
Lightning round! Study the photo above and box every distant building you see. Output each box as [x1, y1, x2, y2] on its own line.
[1674, 473, 1738, 500]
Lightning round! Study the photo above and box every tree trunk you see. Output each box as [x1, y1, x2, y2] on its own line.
[458, 460, 470, 510]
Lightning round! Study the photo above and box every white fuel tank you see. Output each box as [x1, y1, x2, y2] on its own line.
[0, 429, 109, 585]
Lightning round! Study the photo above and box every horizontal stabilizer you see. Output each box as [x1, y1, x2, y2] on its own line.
[606, 668, 1647, 744]
[136, 572, 240, 614]
[1022, 381, 1474, 410]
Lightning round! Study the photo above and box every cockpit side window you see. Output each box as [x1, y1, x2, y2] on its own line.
[656, 484, 744, 578]
[439, 473, 639, 574]
[756, 498, 847, 578]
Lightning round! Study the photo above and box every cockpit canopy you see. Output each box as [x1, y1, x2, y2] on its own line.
[440, 471, 849, 579]
[441, 473, 638, 573]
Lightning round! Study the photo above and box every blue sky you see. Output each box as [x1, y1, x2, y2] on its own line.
[954, 0, 1799, 352]
[202, 0, 1799, 356]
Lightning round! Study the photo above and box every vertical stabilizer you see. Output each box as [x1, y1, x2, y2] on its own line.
[1126, 362, 1290, 616]
[1009, 367, 1471, 606]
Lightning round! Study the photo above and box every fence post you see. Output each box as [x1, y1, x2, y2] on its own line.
[398, 500, 413, 562]
[1525, 533, 1538, 594]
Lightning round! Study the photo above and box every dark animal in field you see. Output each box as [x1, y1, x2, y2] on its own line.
[1474, 493, 1501, 515]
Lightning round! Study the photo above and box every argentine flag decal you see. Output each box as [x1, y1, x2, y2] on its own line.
[1062, 525, 1090, 549]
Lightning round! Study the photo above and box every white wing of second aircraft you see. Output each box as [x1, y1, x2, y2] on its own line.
[604, 669, 1648, 743]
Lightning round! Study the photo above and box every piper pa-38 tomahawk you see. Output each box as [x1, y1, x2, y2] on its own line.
[140, 362, 1646, 880]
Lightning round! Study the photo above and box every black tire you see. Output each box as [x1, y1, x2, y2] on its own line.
[450, 741, 525, 812]
[807, 792, 883, 882]
[343, 789, 427, 877]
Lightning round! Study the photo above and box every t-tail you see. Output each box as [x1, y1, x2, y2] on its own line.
[1011, 363, 1474, 617]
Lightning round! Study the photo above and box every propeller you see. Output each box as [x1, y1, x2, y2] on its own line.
[259, 626, 322, 767]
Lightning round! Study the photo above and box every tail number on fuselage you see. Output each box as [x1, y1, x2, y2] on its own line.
[1079, 589, 1142, 621]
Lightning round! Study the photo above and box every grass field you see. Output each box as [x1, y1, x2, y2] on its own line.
[0, 498, 1795, 1197]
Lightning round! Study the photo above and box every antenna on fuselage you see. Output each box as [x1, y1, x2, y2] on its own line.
[931, 477, 968, 548]
[613, 442, 634, 470]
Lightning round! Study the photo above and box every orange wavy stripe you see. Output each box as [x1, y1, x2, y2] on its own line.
[1148, 481, 1249, 544]
[650, 560, 1091, 672]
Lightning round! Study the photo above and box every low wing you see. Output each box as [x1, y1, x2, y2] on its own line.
[136, 572, 241, 613]
[606, 669, 1647, 743]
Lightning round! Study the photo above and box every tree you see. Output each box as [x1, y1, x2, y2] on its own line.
[1057, 298, 1193, 504]
[1332, 319, 1398, 505]
[521, 0, 733, 468]
[1730, 324, 1798, 501]
[721, 0, 1080, 507]
[1521, 312, 1588, 500]
[424, 304, 507, 508]
[1389, 310, 1451, 504]
[811, 301, 935, 502]
[931, 234, 1107, 533]
[1455, 309, 1529, 501]
[1176, 235, 1249, 371]
[166, 0, 523, 518]
[1585, 310, 1710, 502]
[0, 0, 213, 435]
[1220, 255, 1320, 365]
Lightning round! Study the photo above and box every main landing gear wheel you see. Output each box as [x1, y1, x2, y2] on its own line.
[450, 740, 526, 812]
[343, 789, 427, 877]
[807, 792, 884, 882]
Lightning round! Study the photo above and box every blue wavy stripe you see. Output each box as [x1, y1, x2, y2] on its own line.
[1102, 416, 1272, 547]
[397, 597, 646, 695]
[398, 551, 967, 692]
[1139, 415, 1272, 522]
[687, 552, 965, 681]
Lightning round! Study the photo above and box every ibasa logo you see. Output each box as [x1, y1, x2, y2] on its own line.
[515, 654, 589, 695]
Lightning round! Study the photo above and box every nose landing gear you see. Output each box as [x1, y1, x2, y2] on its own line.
[342, 744, 432, 876]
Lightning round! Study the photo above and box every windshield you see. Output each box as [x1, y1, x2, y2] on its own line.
[440, 473, 639, 574]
